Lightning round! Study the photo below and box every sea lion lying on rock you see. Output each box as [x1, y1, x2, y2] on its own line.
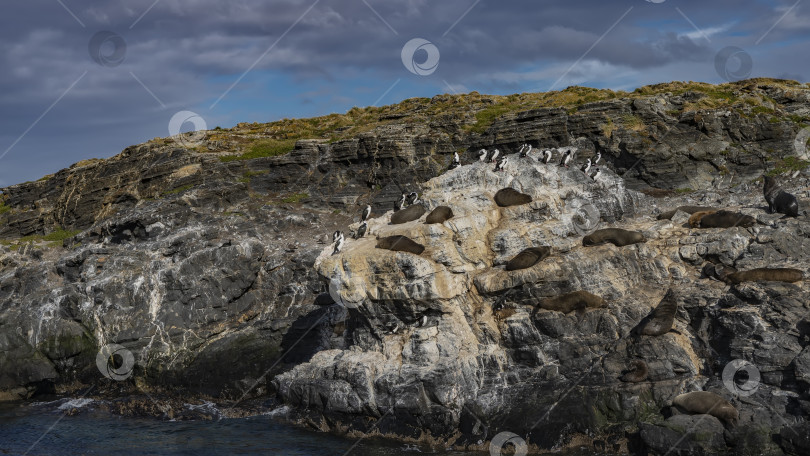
[390, 204, 426, 224]
[538, 291, 605, 314]
[620, 360, 648, 383]
[695, 210, 755, 228]
[376, 235, 425, 255]
[764, 175, 799, 217]
[424, 206, 454, 224]
[688, 210, 717, 228]
[657, 206, 718, 220]
[505, 246, 551, 271]
[701, 263, 737, 282]
[725, 268, 803, 284]
[640, 288, 677, 336]
[494, 188, 532, 207]
[582, 228, 645, 247]
[673, 391, 738, 426]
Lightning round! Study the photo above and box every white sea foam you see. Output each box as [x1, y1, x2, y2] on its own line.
[57, 398, 95, 410]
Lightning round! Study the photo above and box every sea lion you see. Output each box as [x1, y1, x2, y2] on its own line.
[390, 204, 426, 224]
[620, 360, 648, 383]
[494, 188, 532, 207]
[701, 263, 737, 282]
[425, 206, 454, 224]
[697, 210, 756, 228]
[376, 235, 425, 255]
[539, 291, 605, 314]
[688, 210, 717, 228]
[673, 391, 738, 426]
[725, 268, 803, 284]
[640, 288, 677, 336]
[505, 246, 551, 271]
[657, 206, 718, 220]
[582, 228, 645, 247]
[763, 175, 799, 217]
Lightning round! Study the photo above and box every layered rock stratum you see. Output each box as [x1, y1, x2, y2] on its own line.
[2, 79, 810, 454]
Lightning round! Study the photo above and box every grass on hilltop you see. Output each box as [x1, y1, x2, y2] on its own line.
[153, 78, 808, 162]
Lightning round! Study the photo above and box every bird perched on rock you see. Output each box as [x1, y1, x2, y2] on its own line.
[361, 204, 371, 221]
[395, 193, 407, 211]
[519, 144, 532, 158]
[559, 150, 572, 167]
[488, 149, 500, 163]
[449, 151, 461, 170]
[478, 149, 488, 162]
[593, 152, 602, 165]
[332, 234, 344, 255]
[494, 155, 508, 172]
[406, 192, 419, 205]
[591, 168, 601, 181]
[580, 159, 591, 174]
[541, 149, 553, 164]
[332, 230, 343, 243]
[355, 221, 367, 239]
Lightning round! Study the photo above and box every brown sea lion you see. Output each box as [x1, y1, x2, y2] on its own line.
[657, 206, 718, 220]
[701, 263, 737, 282]
[390, 204, 426, 224]
[376, 235, 425, 255]
[505, 246, 551, 271]
[763, 175, 799, 217]
[620, 360, 648, 383]
[688, 210, 717, 228]
[424, 206, 454, 224]
[539, 291, 606, 314]
[582, 228, 645, 247]
[673, 391, 738, 426]
[494, 188, 532, 207]
[641, 288, 677, 336]
[697, 210, 755, 228]
[725, 268, 803, 284]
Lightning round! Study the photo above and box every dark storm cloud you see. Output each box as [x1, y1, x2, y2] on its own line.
[0, 0, 808, 186]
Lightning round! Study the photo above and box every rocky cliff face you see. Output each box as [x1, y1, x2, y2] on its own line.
[1, 79, 810, 454]
[271, 157, 810, 454]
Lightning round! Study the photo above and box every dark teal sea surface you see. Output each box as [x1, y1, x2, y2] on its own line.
[0, 399, 473, 456]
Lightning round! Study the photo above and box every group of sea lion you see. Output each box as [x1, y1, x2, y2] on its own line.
[621, 175, 804, 425]
[376, 206, 454, 255]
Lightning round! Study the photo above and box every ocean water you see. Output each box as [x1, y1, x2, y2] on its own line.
[0, 400, 473, 456]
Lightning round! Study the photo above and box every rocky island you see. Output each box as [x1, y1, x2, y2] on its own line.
[2, 79, 810, 454]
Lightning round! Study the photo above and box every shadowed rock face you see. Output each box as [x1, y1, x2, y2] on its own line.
[1, 80, 810, 454]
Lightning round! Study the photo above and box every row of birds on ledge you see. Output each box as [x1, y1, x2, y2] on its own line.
[449, 144, 602, 181]
[330, 145, 603, 254]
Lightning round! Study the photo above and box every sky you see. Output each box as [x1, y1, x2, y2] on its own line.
[1, 0, 809, 187]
